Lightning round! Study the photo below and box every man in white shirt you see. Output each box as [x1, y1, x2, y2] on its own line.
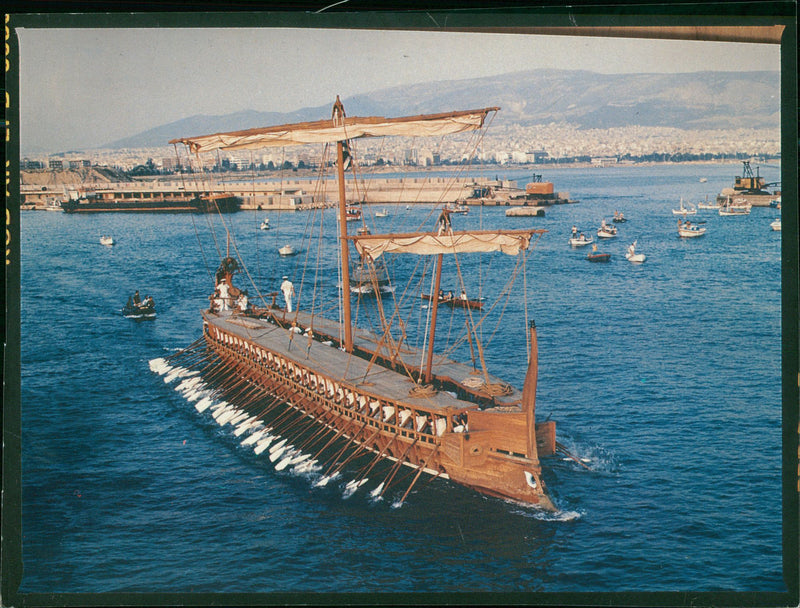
[280, 276, 295, 312]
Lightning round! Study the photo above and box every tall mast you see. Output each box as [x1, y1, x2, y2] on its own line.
[333, 97, 353, 352]
[423, 253, 444, 383]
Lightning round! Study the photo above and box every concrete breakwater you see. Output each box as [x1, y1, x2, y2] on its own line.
[21, 176, 575, 210]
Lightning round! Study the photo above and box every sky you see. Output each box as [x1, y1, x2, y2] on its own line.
[14, 24, 781, 154]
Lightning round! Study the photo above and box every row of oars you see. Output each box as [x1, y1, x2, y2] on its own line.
[159, 340, 444, 505]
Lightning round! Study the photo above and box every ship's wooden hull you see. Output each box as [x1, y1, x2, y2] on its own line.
[199, 310, 556, 510]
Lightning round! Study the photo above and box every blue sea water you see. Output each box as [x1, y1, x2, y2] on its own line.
[17, 163, 785, 596]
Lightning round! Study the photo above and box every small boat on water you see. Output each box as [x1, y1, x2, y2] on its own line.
[769, 196, 781, 209]
[699, 177, 708, 183]
[123, 293, 156, 320]
[718, 197, 752, 216]
[345, 206, 362, 222]
[260, 218, 270, 230]
[375, 209, 389, 218]
[100, 235, 115, 246]
[421, 291, 484, 310]
[677, 220, 706, 238]
[586, 244, 611, 262]
[672, 198, 697, 215]
[612, 210, 627, 223]
[350, 258, 391, 293]
[770, 218, 781, 231]
[569, 234, 593, 247]
[697, 198, 719, 210]
[625, 241, 646, 263]
[597, 221, 617, 238]
[278, 244, 298, 257]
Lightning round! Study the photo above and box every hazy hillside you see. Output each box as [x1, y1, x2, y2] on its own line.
[105, 69, 780, 149]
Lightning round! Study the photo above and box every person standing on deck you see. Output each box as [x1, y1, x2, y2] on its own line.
[217, 278, 231, 310]
[281, 276, 295, 312]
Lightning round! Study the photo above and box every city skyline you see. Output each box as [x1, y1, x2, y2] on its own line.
[13, 20, 781, 154]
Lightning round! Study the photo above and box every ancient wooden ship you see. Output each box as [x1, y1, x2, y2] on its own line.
[151, 98, 562, 510]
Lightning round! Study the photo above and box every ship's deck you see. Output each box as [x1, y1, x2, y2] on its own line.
[204, 308, 524, 413]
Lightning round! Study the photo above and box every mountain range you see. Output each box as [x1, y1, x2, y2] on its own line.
[105, 68, 780, 149]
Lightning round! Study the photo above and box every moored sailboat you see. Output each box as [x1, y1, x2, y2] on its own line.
[155, 99, 560, 510]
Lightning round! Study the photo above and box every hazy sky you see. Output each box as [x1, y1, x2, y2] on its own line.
[15, 25, 781, 153]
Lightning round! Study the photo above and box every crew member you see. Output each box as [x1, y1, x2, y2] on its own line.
[280, 276, 295, 312]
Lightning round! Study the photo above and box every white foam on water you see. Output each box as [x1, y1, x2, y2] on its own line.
[149, 358, 168, 374]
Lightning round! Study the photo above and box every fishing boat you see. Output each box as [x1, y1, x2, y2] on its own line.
[770, 217, 781, 231]
[123, 295, 156, 320]
[155, 99, 562, 511]
[672, 198, 697, 215]
[568, 234, 593, 247]
[421, 292, 484, 310]
[345, 206, 362, 222]
[278, 244, 298, 257]
[625, 241, 646, 263]
[260, 218, 270, 230]
[100, 235, 115, 246]
[677, 220, 706, 238]
[597, 221, 617, 238]
[718, 197, 752, 216]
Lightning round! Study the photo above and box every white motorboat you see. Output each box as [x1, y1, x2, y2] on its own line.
[625, 241, 646, 263]
[100, 235, 115, 246]
[677, 220, 706, 238]
[672, 198, 697, 215]
[770, 218, 781, 231]
[278, 244, 297, 257]
[569, 234, 593, 247]
[718, 197, 751, 216]
[260, 218, 270, 230]
[375, 209, 389, 218]
[597, 221, 617, 238]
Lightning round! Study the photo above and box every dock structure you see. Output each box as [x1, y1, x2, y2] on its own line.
[21, 176, 575, 211]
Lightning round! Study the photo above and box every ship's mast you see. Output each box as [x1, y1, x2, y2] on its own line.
[333, 97, 354, 352]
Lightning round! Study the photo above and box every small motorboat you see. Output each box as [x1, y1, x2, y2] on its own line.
[672, 198, 697, 215]
[345, 206, 362, 222]
[612, 211, 627, 223]
[769, 197, 781, 209]
[677, 220, 706, 238]
[123, 295, 156, 320]
[357, 226, 371, 236]
[375, 209, 389, 218]
[100, 235, 115, 246]
[597, 221, 617, 238]
[625, 241, 646, 263]
[699, 177, 708, 183]
[569, 234, 593, 247]
[260, 218, 270, 230]
[697, 198, 719, 210]
[770, 218, 781, 231]
[278, 244, 298, 257]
